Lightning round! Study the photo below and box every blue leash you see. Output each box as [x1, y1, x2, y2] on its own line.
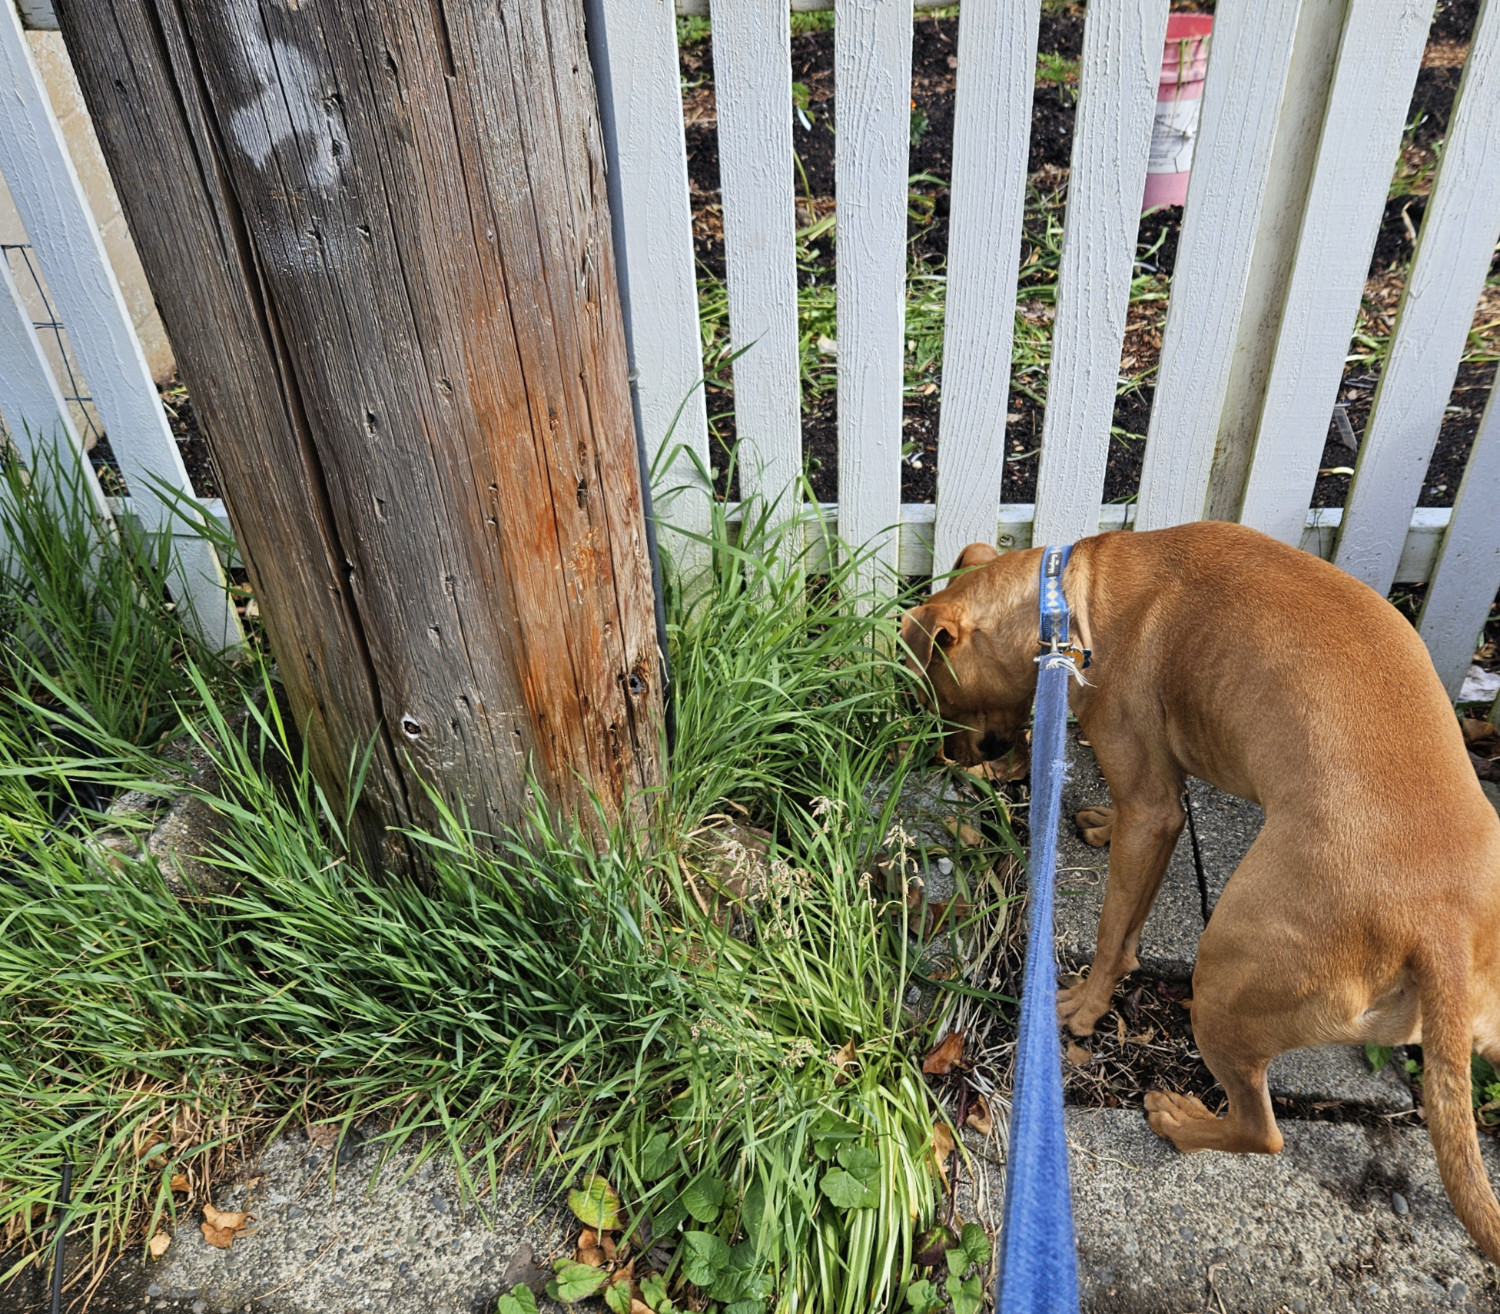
[995, 545, 1083, 1314]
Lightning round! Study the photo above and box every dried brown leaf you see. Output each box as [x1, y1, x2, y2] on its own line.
[965, 1095, 993, 1136]
[147, 1232, 171, 1260]
[578, 1227, 599, 1250]
[575, 1245, 607, 1268]
[931, 1121, 956, 1186]
[200, 1223, 236, 1250]
[169, 1174, 190, 1193]
[202, 1203, 250, 1232]
[308, 1123, 339, 1148]
[831, 1037, 859, 1085]
[922, 1031, 965, 1075]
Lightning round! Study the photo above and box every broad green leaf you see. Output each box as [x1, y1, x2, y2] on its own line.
[836, 1145, 881, 1181]
[640, 1274, 675, 1312]
[959, 1221, 992, 1269]
[639, 1131, 676, 1181]
[947, 1272, 985, 1314]
[653, 1198, 688, 1238]
[552, 1259, 610, 1302]
[603, 1281, 632, 1314]
[496, 1286, 538, 1314]
[680, 1172, 725, 1223]
[725, 1302, 768, 1314]
[1365, 1043, 1392, 1074]
[567, 1175, 622, 1231]
[819, 1168, 879, 1210]
[680, 1229, 731, 1287]
[905, 1278, 944, 1314]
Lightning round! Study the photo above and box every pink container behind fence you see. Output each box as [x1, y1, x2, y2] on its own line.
[1143, 13, 1214, 211]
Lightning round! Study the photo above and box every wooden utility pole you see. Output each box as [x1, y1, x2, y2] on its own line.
[54, 0, 664, 865]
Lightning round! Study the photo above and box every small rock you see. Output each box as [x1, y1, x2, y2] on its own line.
[1291, 1301, 1307, 1313]
[1392, 1192, 1409, 1216]
[284, 1205, 304, 1220]
[193, 1302, 208, 1314]
[936, 857, 953, 876]
[430, 1193, 448, 1214]
[1449, 1281, 1468, 1304]
[148, 1285, 164, 1299]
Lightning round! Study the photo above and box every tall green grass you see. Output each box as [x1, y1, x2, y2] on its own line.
[0, 469, 1005, 1311]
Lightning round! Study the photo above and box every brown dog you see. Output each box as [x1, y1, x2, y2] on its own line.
[902, 521, 1500, 1262]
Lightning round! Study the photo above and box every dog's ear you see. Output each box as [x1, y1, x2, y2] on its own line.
[953, 542, 1000, 572]
[901, 603, 965, 671]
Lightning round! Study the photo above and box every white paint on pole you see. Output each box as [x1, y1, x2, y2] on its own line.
[930, 0, 1040, 578]
[0, 248, 112, 522]
[1135, 0, 1301, 530]
[1336, 1, 1500, 596]
[587, 0, 711, 572]
[0, 0, 240, 648]
[834, 0, 913, 592]
[1033, 0, 1169, 545]
[710, 0, 803, 515]
[1237, 0, 1435, 547]
[1419, 383, 1500, 699]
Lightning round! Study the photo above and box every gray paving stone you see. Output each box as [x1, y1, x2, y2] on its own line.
[1062, 1108, 1500, 1312]
[1268, 1044, 1414, 1111]
[6, 1133, 571, 1313]
[1054, 730, 1204, 980]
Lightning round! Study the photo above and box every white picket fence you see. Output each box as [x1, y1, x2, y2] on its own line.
[2, 0, 1497, 697]
[588, 0, 1500, 699]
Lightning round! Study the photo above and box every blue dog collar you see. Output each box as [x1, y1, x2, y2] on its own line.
[1038, 545, 1090, 671]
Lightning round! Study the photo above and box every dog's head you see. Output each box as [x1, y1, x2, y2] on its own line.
[900, 543, 1046, 766]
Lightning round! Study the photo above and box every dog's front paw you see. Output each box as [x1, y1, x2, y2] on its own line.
[1144, 1090, 1215, 1152]
[1074, 807, 1115, 847]
[1056, 978, 1108, 1036]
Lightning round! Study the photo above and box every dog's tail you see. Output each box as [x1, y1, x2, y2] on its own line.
[1417, 947, 1500, 1264]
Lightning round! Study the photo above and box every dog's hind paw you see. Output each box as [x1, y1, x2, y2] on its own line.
[1074, 807, 1114, 846]
[1144, 1090, 1215, 1151]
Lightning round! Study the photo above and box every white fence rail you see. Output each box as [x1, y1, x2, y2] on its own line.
[6, 0, 1498, 696]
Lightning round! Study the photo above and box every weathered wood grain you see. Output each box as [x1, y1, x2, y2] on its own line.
[0, 0, 238, 648]
[1335, 0, 1500, 596]
[1419, 383, 1500, 699]
[56, 0, 663, 859]
[1238, 0, 1436, 545]
[1135, 0, 1301, 531]
[834, 0, 913, 593]
[710, 0, 803, 514]
[930, 0, 1039, 579]
[1033, 0, 1168, 545]
[587, 0, 711, 574]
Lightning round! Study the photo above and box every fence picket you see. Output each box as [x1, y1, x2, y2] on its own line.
[709, 0, 803, 514]
[930, 0, 1039, 578]
[0, 1, 239, 648]
[1335, 5, 1500, 596]
[834, 0, 913, 592]
[1237, 0, 1435, 546]
[1418, 383, 1500, 698]
[1033, 0, 1168, 545]
[588, 0, 711, 568]
[0, 248, 111, 522]
[1135, 0, 1301, 531]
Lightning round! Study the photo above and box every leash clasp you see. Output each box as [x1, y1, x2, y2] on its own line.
[1036, 544, 1091, 684]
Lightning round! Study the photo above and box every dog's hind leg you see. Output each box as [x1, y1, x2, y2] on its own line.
[1058, 777, 1185, 1036]
[1144, 1013, 1284, 1156]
